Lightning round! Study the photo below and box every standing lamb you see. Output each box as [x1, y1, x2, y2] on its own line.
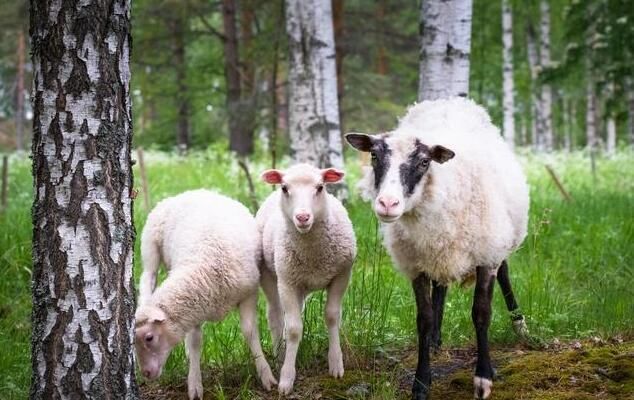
[135, 190, 276, 400]
[345, 97, 529, 400]
[257, 164, 357, 395]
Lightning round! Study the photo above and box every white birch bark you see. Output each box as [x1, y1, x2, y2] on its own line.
[526, 26, 543, 152]
[539, 0, 553, 151]
[286, 0, 347, 199]
[502, 0, 515, 149]
[606, 115, 616, 156]
[30, 1, 138, 398]
[418, 0, 473, 101]
[586, 67, 597, 153]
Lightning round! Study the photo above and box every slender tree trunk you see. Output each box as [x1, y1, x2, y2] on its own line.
[502, 0, 514, 149]
[418, 0, 473, 101]
[15, 28, 26, 151]
[173, 18, 190, 154]
[286, 0, 347, 199]
[527, 23, 543, 152]
[563, 98, 571, 152]
[30, 1, 138, 398]
[332, 0, 345, 132]
[606, 114, 616, 156]
[586, 66, 597, 153]
[223, 0, 254, 156]
[375, 0, 389, 75]
[539, 0, 553, 151]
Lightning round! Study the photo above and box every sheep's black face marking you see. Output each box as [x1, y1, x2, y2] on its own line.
[399, 140, 431, 196]
[370, 139, 391, 189]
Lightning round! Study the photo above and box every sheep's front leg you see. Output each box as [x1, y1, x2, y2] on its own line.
[325, 268, 351, 378]
[431, 280, 447, 352]
[412, 273, 433, 400]
[278, 282, 304, 395]
[473, 266, 496, 399]
[185, 326, 203, 400]
[260, 268, 284, 358]
[238, 293, 277, 391]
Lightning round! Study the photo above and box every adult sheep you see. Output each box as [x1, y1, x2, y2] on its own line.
[135, 190, 276, 400]
[345, 97, 529, 400]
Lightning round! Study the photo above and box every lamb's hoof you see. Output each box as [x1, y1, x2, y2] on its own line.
[412, 386, 430, 400]
[512, 317, 529, 339]
[278, 379, 294, 396]
[258, 366, 278, 391]
[187, 383, 203, 400]
[328, 351, 345, 378]
[473, 376, 492, 399]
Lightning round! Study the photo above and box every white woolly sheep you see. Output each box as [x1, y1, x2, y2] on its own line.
[345, 97, 530, 400]
[256, 164, 357, 395]
[135, 190, 276, 400]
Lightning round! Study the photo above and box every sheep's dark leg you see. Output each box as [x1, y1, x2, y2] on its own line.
[497, 260, 528, 337]
[412, 273, 433, 400]
[431, 280, 447, 351]
[473, 266, 496, 399]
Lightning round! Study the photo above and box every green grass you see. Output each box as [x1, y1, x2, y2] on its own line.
[0, 148, 633, 399]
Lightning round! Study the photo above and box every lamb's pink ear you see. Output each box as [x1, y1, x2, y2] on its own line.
[261, 169, 284, 185]
[322, 168, 345, 183]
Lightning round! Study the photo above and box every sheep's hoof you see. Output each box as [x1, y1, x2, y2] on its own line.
[411, 387, 430, 400]
[512, 317, 529, 339]
[473, 376, 492, 399]
[258, 366, 278, 391]
[187, 384, 203, 400]
[278, 379, 294, 396]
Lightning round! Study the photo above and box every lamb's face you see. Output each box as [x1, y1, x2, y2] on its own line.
[134, 306, 178, 380]
[345, 133, 454, 222]
[261, 164, 345, 233]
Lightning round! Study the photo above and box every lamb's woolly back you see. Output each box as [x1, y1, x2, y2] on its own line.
[141, 190, 260, 335]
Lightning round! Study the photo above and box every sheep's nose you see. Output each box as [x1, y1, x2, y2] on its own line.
[143, 369, 152, 379]
[295, 213, 310, 223]
[378, 196, 400, 209]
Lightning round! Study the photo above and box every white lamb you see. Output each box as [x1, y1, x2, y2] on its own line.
[345, 97, 529, 400]
[134, 190, 276, 400]
[256, 164, 357, 395]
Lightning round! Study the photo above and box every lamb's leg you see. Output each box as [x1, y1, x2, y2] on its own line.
[496, 260, 528, 337]
[325, 268, 351, 378]
[185, 326, 203, 400]
[412, 273, 433, 400]
[431, 280, 447, 352]
[278, 282, 304, 395]
[238, 293, 277, 391]
[138, 239, 160, 305]
[260, 268, 284, 358]
[472, 266, 496, 400]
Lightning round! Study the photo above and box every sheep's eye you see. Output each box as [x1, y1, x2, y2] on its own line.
[316, 185, 324, 194]
[370, 152, 377, 161]
[281, 185, 289, 195]
[420, 159, 430, 168]
[145, 334, 154, 342]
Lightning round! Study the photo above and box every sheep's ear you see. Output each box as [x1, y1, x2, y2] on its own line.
[430, 145, 455, 164]
[322, 168, 345, 183]
[261, 169, 284, 185]
[345, 133, 374, 152]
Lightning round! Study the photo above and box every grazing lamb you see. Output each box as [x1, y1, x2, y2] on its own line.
[135, 190, 276, 400]
[345, 97, 529, 400]
[256, 164, 357, 395]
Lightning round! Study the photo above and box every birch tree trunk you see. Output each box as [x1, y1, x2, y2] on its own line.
[563, 98, 571, 152]
[286, 0, 347, 199]
[502, 0, 515, 149]
[15, 28, 26, 151]
[30, 1, 138, 398]
[418, 0, 473, 100]
[606, 114, 616, 156]
[539, 0, 553, 151]
[172, 17, 190, 154]
[527, 23, 543, 151]
[586, 67, 597, 153]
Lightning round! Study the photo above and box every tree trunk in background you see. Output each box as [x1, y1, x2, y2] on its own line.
[332, 0, 345, 132]
[539, 0, 553, 151]
[527, 23, 543, 151]
[286, 0, 348, 199]
[563, 98, 571, 151]
[502, 0, 515, 149]
[30, 1, 138, 398]
[606, 114, 616, 156]
[15, 28, 26, 151]
[375, 0, 389, 75]
[173, 18, 190, 154]
[223, 0, 254, 156]
[586, 67, 597, 153]
[418, 0, 472, 101]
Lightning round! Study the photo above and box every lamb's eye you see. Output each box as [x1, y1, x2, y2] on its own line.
[421, 159, 430, 168]
[316, 185, 324, 194]
[281, 185, 289, 195]
[145, 333, 154, 343]
[371, 152, 377, 161]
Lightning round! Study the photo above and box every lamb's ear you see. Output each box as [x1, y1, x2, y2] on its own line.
[345, 133, 374, 152]
[430, 145, 455, 164]
[261, 169, 284, 185]
[322, 168, 345, 183]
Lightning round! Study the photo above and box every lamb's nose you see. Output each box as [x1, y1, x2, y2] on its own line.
[378, 196, 400, 209]
[143, 369, 152, 378]
[295, 213, 310, 223]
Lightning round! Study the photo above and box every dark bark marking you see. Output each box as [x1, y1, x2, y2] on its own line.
[64, 111, 75, 132]
[84, 203, 114, 297]
[67, 160, 87, 228]
[65, 54, 91, 96]
[49, 113, 64, 160]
